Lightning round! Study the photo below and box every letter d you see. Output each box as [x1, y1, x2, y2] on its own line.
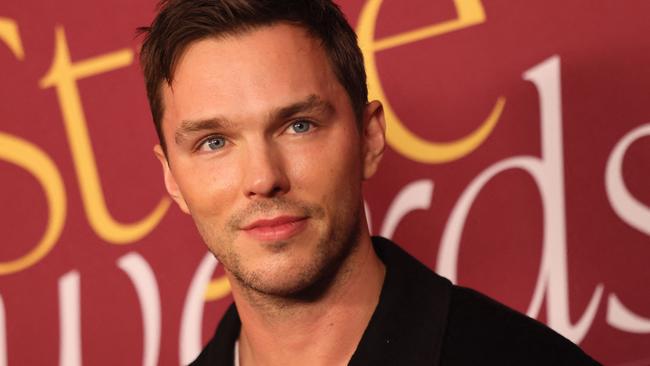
[436, 56, 603, 344]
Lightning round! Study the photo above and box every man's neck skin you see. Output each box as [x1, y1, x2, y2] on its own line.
[227, 227, 385, 366]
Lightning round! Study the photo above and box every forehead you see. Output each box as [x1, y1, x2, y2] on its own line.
[161, 24, 344, 129]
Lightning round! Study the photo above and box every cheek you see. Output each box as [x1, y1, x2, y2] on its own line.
[175, 159, 241, 218]
[287, 132, 362, 201]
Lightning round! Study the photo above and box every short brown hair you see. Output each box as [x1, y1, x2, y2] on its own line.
[138, 0, 368, 153]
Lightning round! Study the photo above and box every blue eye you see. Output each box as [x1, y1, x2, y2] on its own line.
[290, 120, 312, 133]
[201, 136, 226, 151]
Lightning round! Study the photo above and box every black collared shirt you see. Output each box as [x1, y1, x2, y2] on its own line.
[191, 237, 601, 365]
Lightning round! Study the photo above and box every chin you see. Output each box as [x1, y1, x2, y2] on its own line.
[233, 239, 354, 300]
[235, 255, 331, 298]
[218, 202, 363, 299]
[251, 276, 318, 298]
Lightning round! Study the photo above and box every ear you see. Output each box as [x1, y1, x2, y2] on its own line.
[154, 145, 190, 214]
[361, 100, 386, 180]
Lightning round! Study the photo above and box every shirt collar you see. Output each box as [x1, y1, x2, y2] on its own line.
[194, 236, 452, 366]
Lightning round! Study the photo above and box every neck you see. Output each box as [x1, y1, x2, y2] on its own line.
[229, 232, 385, 366]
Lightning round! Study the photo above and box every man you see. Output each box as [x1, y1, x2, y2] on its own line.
[138, 1, 601, 365]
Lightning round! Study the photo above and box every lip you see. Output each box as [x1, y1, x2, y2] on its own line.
[241, 216, 308, 241]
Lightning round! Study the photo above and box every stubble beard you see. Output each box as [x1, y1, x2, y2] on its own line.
[195, 196, 363, 303]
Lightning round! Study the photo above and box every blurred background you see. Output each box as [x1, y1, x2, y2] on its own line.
[1, 0, 649, 364]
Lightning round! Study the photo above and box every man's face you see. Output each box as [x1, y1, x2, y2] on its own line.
[156, 24, 384, 296]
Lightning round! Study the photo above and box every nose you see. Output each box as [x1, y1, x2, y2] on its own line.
[241, 140, 290, 199]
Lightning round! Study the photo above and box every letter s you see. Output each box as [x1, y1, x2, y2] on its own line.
[605, 124, 650, 236]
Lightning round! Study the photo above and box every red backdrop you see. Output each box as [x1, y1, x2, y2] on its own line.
[1, 0, 649, 365]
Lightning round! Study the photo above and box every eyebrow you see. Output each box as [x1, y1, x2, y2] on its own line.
[175, 117, 229, 145]
[174, 94, 335, 145]
[274, 94, 335, 122]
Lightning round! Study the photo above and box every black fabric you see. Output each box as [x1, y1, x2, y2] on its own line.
[190, 236, 601, 365]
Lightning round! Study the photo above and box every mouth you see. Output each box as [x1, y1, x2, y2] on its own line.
[241, 215, 309, 242]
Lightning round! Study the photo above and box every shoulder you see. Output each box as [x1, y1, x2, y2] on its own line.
[440, 285, 601, 365]
[190, 303, 240, 365]
[370, 236, 601, 365]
